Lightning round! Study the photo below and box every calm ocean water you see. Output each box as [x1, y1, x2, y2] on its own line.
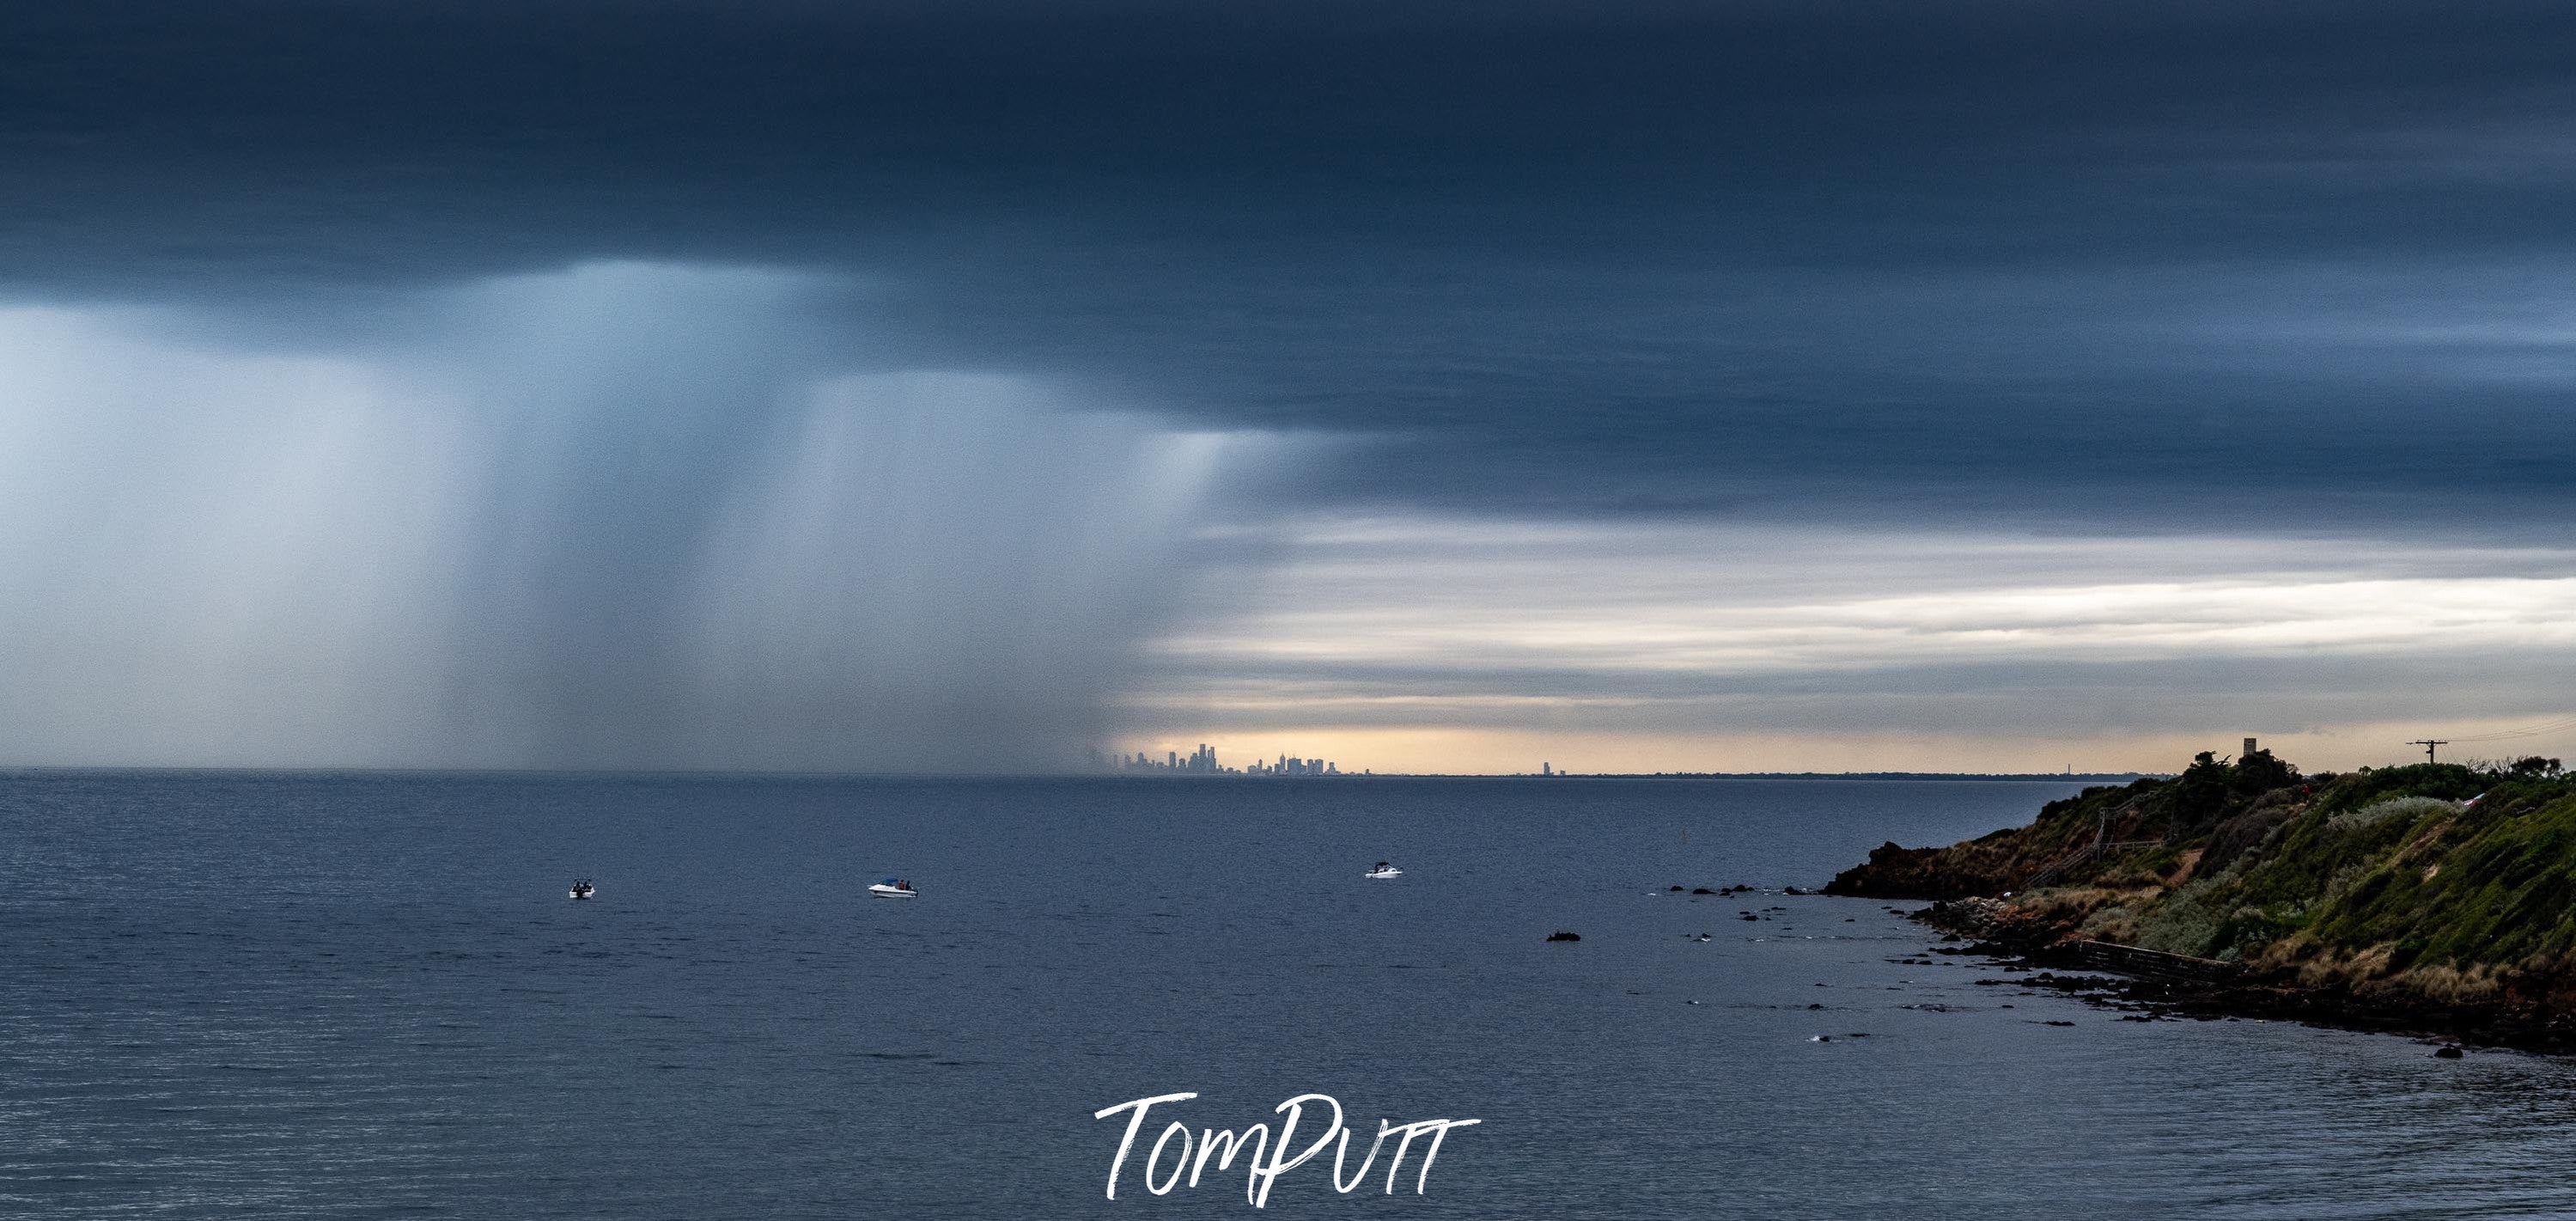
[4, 772, 2573, 1219]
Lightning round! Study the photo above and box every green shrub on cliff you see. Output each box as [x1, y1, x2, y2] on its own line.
[2327, 796, 2457, 834]
[2149, 789, 2463, 962]
[2115, 766, 2576, 974]
[2295, 786, 2576, 971]
[2132, 871, 2236, 956]
[2305, 764, 2489, 817]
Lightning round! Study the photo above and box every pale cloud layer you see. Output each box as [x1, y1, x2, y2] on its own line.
[1120, 518, 2576, 772]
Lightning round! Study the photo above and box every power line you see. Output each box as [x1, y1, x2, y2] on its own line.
[2407, 739, 2450, 764]
[2446, 714, 2576, 744]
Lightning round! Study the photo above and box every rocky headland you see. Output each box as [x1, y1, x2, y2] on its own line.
[1828, 748, 2576, 1050]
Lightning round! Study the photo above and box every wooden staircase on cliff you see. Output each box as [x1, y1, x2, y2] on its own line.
[2022, 799, 2162, 888]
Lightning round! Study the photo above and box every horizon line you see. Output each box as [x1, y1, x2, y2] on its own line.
[0, 764, 2164, 782]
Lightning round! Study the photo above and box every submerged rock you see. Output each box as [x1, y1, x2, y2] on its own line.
[1545, 931, 1582, 943]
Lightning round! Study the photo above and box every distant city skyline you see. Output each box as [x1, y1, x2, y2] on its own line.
[1099, 744, 1346, 777]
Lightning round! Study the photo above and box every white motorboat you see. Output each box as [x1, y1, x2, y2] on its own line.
[569, 880, 595, 900]
[1364, 862, 1402, 879]
[869, 877, 919, 899]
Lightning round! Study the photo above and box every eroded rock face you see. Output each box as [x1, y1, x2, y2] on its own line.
[1919, 896, 2024, 942]
[1824, 841, 1988, 900]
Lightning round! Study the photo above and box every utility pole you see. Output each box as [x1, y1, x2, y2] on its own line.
[2408, 739, 2449, 764]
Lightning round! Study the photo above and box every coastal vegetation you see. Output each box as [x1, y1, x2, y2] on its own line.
[1828, 749, 2576, 1044]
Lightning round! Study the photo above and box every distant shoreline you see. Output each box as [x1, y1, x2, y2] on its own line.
[0, 766, 2157, 783]
[1473, 772, 2156, 782]
[1093, 771, 2159, 782]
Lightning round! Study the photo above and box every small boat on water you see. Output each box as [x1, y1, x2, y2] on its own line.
[569, 879, 595, 900]
[869, 877, 919, 899]
[1364, 862, 1402, 879]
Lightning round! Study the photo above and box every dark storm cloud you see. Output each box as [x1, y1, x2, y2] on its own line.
[6, 0, 2576, 528]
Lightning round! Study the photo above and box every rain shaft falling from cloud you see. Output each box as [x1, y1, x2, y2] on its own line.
[0, 263, 1249, 771]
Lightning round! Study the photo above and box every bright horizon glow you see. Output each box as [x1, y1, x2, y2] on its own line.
[1108, 720, 2568, 778]
[1119, 516, 2576, 776]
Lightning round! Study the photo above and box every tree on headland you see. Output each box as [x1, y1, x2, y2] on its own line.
[2232, 746, 2299, 793]
[2172, 747, 2300, 829]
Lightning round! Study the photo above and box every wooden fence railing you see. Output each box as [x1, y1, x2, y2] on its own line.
[2069, 939, 2238, 982]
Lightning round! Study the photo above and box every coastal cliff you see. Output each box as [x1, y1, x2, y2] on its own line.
[1830, 749, 2576, 1047]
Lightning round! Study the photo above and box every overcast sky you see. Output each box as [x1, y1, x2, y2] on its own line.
[3, 1, 2573, 772]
